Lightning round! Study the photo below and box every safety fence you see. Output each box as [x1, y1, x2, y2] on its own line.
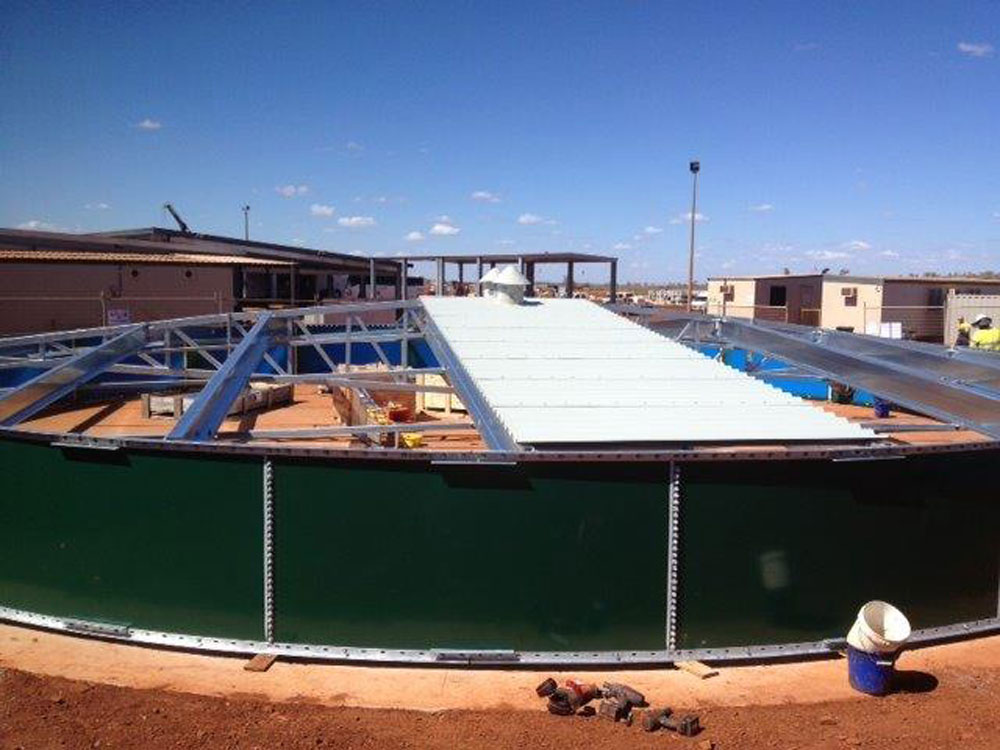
[945, 298, 1000, 347]
[861, 304, 1000, 345]
[861, 305, 946, 343]
[704, 303, 789, 323]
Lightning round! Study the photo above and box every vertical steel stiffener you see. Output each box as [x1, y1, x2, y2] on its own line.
[666, 462, 680, 651]
[263, 457, 275, 643]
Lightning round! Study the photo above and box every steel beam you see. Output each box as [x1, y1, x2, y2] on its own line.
[239, 421, 474, 440]
[4, 603, 995, 666]
[667, 317, 1000, 439]
[417, 313, 520, 451]
[0, 325, 149, 427]
[769, 323, 1000, 394]
[167, 314, 279, 442]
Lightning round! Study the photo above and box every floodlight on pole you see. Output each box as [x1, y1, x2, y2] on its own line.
[686, 160, 700, 312]
[242, 205, 250, 241]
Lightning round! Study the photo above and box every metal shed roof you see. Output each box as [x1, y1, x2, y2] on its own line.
[0, 248, 291, 267]
[421, 296, 876, 445]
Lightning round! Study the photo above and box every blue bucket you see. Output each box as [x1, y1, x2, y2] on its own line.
[872, 398, 891, 419]
[847, 645, 898, 696]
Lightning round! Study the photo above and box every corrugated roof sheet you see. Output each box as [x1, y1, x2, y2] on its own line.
[0, 248, 291, 267]
[421, 296, 876, 444]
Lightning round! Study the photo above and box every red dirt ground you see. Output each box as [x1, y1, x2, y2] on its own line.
[2, 662, 998, 750]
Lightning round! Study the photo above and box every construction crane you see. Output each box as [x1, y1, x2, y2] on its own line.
[162, 203, 190, 234]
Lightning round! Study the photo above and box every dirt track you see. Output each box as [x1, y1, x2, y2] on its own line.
[2, 625, 1000, 748]
[2, 664, 999, 750]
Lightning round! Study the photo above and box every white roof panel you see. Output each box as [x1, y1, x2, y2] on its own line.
[421, 297, 875, 445]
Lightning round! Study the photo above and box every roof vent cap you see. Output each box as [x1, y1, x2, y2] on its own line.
[491, 264, 529, 305]
[479, 266, 501, 298]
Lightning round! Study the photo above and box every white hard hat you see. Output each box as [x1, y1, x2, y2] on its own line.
[972, 313, 990, 325]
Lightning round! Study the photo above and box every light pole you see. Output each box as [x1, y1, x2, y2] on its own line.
[242, 205, 250, 241]
[686, 160, 700, 312]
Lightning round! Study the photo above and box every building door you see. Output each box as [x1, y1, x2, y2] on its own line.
[800, 286, 818, 326]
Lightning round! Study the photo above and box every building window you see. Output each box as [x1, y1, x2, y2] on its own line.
[768, 285, 787, 306]
[928, 288, 944, 306]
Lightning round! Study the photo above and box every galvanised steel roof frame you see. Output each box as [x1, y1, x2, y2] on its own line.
[0, 324, 150, 426]
[0, 299, 461, 443]
[4, 299, 995, 450]
[764, 319, 1000, 392]
[167, 313, 280, 441]
[663, 315, 1000, 440]
[413, 309, 521, 452]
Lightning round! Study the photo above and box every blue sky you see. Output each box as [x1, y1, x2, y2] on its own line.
[1, 1, 997, 283]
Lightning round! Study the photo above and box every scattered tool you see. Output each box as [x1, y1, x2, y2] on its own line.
[597, 698, 632, 724]
[535, 677, 557, 698]
[641, 707, 702, 736]
[601, 682, 646, 707]
[545, 679, 601, 716]
[535, 677, 655, 728]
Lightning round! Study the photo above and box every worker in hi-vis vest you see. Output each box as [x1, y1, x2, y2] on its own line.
[970, 314, 1000, 351]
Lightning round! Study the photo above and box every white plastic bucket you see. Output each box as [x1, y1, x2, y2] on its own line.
[847, 600, 911, 654]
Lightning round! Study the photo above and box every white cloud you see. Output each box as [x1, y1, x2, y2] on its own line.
[842, 240, 872, 251]
[276, 184, 309, 198]
[436, 214, 455, 223]
[643, 225, 664, 235]
[668, 212, 708, 225]
[992, 211, 1000, 219]
[405, 231, 425, 242]
[346, 140, 365, 152]
[807, 250, 850, 260]
[958, 41, 994, 58]
[16, 219, 58, 231]
[880, 250, 900, 258]
[750, 203, 774, 212]
[613, 242, 631, 251]
[471, 190, 501, 203]
[517, 212, 557, 226]
[338, 216, 376, 228]
[136, 118, 162, 130]
[85, 202, 111, 210]
[496, 239, 516, 246]
[310, 203, 335, 217]
[429, 222, 460, 236]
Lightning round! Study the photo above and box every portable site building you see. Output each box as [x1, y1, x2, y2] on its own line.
[707, 273, 1000, 341]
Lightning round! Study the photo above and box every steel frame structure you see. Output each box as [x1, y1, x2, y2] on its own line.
[0, 299, 482, 445]
[658, 315, 1000, 440]
[1, 304, 999, 667]
[3, 302, 997, 450]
